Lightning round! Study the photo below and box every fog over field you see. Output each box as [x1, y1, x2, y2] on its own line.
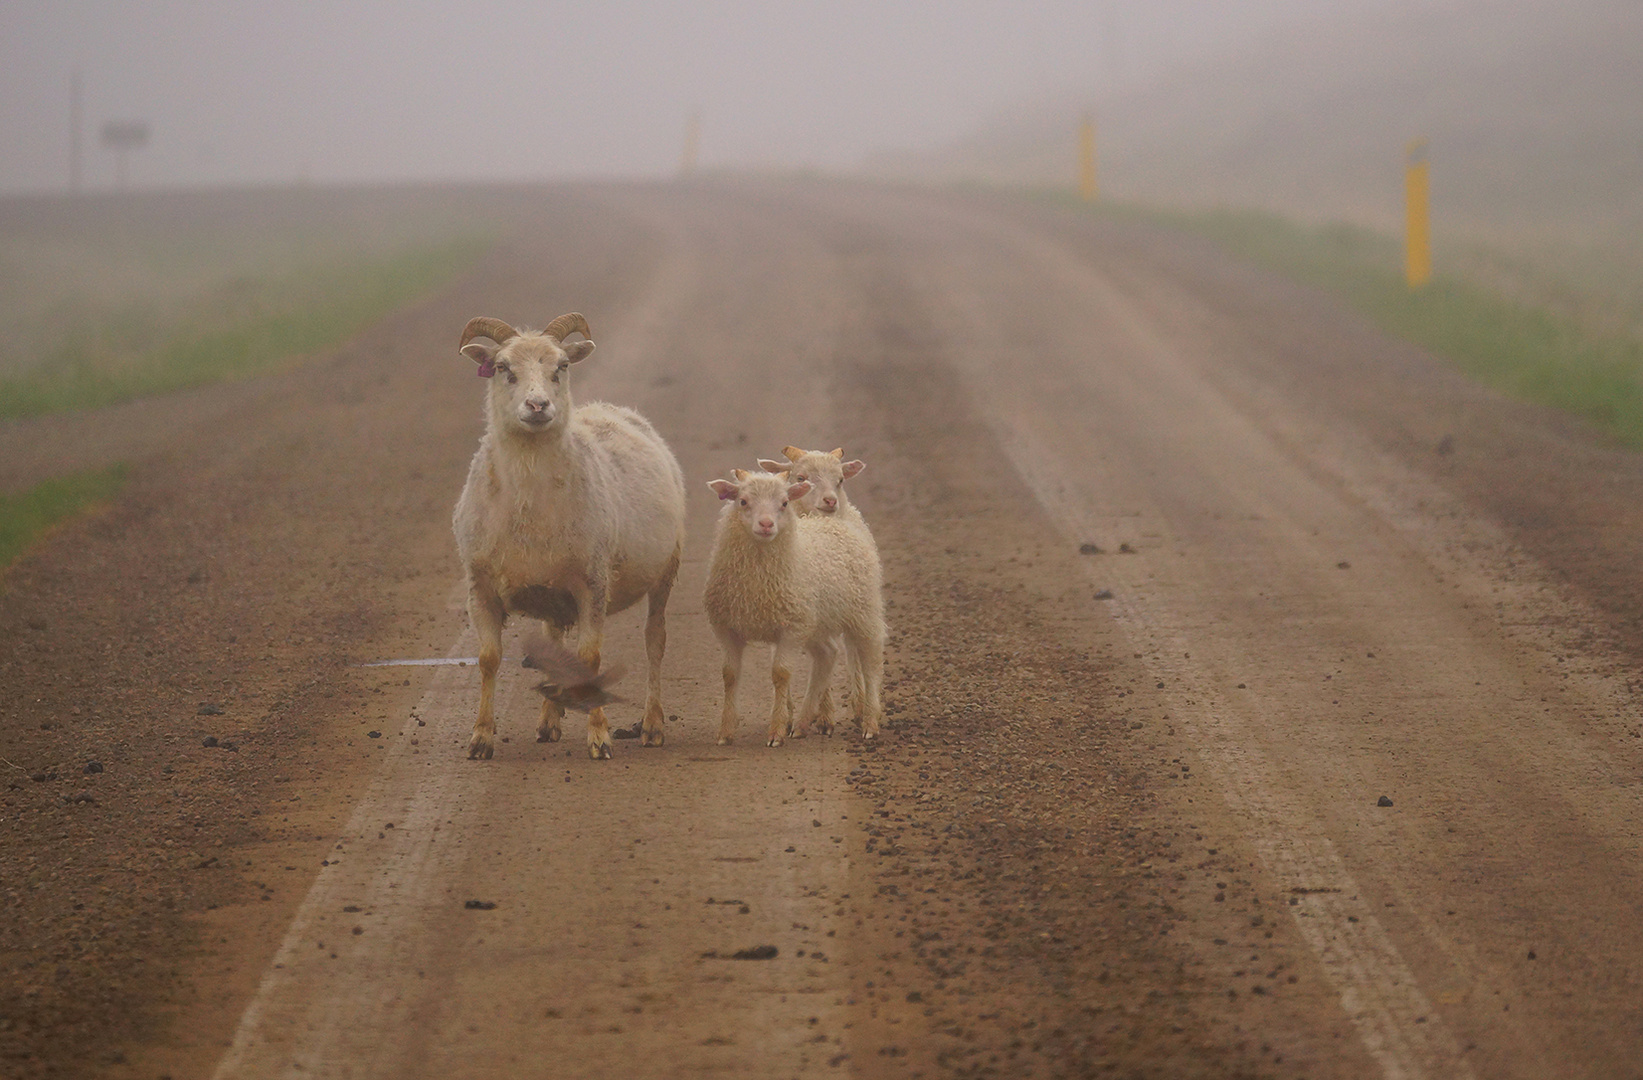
[0, 1, 1436, 191]
[879, 0, 1643, 243]
[3, 1, 1639, 242]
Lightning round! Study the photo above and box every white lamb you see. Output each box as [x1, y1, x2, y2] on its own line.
[756, 446, 878, 724]
[703, 468, 885, 746]
[757, 446, 866, 520]
[452, 312, 686, 761]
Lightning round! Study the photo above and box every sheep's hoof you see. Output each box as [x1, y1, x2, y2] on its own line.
[589, 741, 613, 761]
[467, 740, 494, 761]
[716, 735, 734, 746]
[641, 727, 664, 747]
[537, 725, 561, 743]
[766, 735, 784, 748]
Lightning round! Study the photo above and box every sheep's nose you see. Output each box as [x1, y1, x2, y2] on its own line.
[822, 496, 838, 509]
[757, 517, 775, 530]
[524, 396, 550, 413]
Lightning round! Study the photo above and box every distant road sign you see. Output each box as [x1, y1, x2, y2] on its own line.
[99, 120, 150, 150]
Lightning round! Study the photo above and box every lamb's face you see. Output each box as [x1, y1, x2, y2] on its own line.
[760, 448, 865, 515]
[463, 332, 596, 435]
[709, 472, 812, 542]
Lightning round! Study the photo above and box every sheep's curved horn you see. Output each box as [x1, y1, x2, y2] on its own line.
[544, 312, 591, 342]
[460, 317, 519, 348]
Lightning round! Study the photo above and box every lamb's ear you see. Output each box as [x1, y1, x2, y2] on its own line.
[461, 342, 498, 378]
[841, 459, 866, 480]
[787, 481, 813, 501]
[562, 339, 595, 364]
[708, 479, 739, 501]
[756, 459, 787, 473]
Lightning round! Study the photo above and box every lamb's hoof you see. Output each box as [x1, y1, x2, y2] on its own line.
[716, 735, 734, 746]
[537, 727, 562, 744]
[767, 735, 784, 748]
[815, 719, 835, 737]
[589, 741, 613, 761]
[467, 740, 494, 760]
[641, 727, 665, 747]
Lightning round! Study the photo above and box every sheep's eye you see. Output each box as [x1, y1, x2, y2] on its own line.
[781, 500, 788, 509]
[739, 499, 749, 507]
[796, 475, 808, 482]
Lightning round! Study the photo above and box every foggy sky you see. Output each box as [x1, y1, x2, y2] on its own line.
[1, 0, 1370, 194]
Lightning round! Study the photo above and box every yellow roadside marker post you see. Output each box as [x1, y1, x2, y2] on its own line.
[1405, 137, 1432, 288]
[679, 111, 701, 178]
[1079, 114, 1098, 202]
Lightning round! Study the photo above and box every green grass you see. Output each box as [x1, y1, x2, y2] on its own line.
[0, 236, 489, 420]
[1136, 204, 1643, 448]
[0, 464, 129, 574]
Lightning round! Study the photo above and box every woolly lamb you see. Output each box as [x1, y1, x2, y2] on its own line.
[757, 445, 866, 519]
[756, 446, 878, 723]
[452, 312, 686, 761]
[703, 468, 884, 746]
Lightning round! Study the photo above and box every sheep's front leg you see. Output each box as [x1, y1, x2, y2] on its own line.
[767, 637, 799, 748]
[640, 549, 679, 748]
[715, 627, 745, 745]
[795, 638, 839, 739]
[466, 582, 506, 761]
[536, 621, 566, 744]
[571, 574, 612, 760]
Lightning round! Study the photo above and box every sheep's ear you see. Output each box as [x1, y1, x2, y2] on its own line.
[782, 446, 805, 461]
[756, 459, 787, 473]
[562, 340, 595, 364]
[841, 459, 866, 480]
[708, 479, 739, 501]
[461, 342, 498, 378]
[829, 448, 844, 459]
[787, 481, 813, 501]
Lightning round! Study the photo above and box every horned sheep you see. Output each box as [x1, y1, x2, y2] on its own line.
[452, 313, 686, 761]
[703, 469, 885, 747]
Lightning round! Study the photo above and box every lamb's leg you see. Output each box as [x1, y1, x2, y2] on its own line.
[844, 636, 866, 724]
[466, 583, 506, 760]
[715, 628, 745, 745]
[851, 624, 886, 741]
[640, 548, 679, 748]
[767, 637, 799, 748]
[571, 575, 612, 760]
[795, 638, 839, 738]
[535, 620, 566, 744]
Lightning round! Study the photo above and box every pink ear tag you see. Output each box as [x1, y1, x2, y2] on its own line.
[475, 358, 496, 378]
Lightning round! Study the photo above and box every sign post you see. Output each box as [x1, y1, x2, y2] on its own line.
[101, 120, 151, 189]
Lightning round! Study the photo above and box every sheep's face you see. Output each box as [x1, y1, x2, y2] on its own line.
[462, 332, 596, 435]
[709, 471, 812, 542]
[758, 448, 864, 515]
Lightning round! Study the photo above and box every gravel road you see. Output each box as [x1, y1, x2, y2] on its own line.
[3, 179, 1641, 1079]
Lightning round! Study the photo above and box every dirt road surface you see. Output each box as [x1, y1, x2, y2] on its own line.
[3, 180, 1642, 1079]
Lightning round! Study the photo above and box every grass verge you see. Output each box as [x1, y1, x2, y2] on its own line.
[0, 236, 490, 421]
[1135, 204, 1643, 448]
[0, 464, 128, 576]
